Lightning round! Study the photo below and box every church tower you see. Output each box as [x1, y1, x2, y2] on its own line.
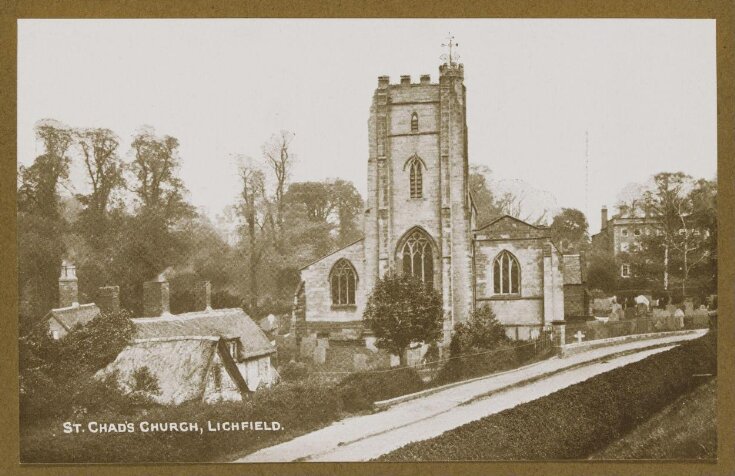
[364, 60, 476, 344]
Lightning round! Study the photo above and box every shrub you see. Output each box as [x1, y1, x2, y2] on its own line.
[363, 273, 443, 366]
[435, 306, 516, 385]
[337, 367, 425, 412]
[132, 366, 161, 395]
[279, 361, 309, 382]
[378, 331, 717, 461]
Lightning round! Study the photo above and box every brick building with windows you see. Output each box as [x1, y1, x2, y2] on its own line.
[293, 60, 579, 345]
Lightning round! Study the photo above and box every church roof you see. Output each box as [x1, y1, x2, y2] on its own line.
[474, 214, 545, 232]
[299, 237, 365, 271]
[131, 308, 275, 360]
[45, 303, 101, 332]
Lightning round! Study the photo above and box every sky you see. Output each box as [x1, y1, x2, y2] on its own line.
[18, 19, 717, 233]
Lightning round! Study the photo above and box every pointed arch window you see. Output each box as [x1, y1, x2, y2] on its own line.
[409, 158, 423, 198]
[493, 251, 520, 295]
[411, 112, 419, 132]
[401, 229, 434, 286]
[330, 259, 357, 305]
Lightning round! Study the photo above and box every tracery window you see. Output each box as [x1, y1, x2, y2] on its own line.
[330, 259, 357, 305]
[493, 251, 520, 295]
[409, 158, 423, 198]
[401, 229, 434, 286]
[411, 112, 419, 132]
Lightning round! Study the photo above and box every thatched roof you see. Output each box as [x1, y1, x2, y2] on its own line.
[45, 303, 101, 332]
[96, 336, 249, 405]
[131, 308, 275, 360]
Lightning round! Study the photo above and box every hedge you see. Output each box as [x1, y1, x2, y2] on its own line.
[21, 379, 343, 463]
[337, 367, 425, 412]
[377, 331, 717, 461]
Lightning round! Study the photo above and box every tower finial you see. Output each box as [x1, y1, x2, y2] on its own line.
[441, 33, 459, 65]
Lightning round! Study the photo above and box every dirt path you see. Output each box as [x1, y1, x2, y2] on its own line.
[236, 330, 706, 463]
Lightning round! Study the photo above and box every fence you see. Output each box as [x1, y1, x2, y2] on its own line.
[564, 312, 712, 345]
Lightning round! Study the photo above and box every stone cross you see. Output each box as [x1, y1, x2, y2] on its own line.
[574, 330, 585, 344]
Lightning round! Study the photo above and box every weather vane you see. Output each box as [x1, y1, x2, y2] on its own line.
[440, 33, 459, 65]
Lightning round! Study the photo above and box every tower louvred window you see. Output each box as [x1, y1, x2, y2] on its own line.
[411, 112, 419, 132]
[409, 158, 423, 198]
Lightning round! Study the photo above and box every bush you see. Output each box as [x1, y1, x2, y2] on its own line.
[337, 367, 425, 412]
[378, 331, 717, 461]
[21, 379, 343, 463]
[435, 306, 517, 385]
[279, 361, 310, 381]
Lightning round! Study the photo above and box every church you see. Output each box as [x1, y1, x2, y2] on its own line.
[292, 59, 577, 347]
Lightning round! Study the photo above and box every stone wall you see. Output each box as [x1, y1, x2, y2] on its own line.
[300, 239, 366, 324]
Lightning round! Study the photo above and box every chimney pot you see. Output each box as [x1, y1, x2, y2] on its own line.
[143, 279, 170, 317]
[194, 281, 212, 312]
[400, 75, 411, 85]
[98, 286, 120, 314]
[601, 206, 609, 231]
[420, 74, 430, 84]
[377, 75, 389, 89]
[58, 260, 78, 308]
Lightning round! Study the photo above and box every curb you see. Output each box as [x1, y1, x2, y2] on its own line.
[373, 329, 706, 409]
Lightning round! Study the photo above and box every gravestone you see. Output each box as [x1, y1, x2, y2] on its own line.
[353, 354, 368, 371]
[313, 345, 327, 365]
[390, 354, 401, 367]
[364, 335, 379, 352]
[665, 304, 678, 316]
[609, 304, 623, 321]
[317, 337, 330, 349]
[684, 301, 695, 316]
[299, 335, 317, 359]
[573, 330, 585, 344]
[673, 308, 685, 329]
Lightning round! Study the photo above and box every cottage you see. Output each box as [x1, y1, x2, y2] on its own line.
[98, 277, 279, 404]
[44, 261, 117, 340]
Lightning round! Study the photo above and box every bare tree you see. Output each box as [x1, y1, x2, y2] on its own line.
[237, 157, 269, 314]
[262, 130, 295, 251]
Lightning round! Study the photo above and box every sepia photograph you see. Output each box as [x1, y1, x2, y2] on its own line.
[15, 18, 718, 464]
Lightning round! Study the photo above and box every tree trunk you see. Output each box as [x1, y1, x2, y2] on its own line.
[399, 348, 408, 367]
[663, 244, 669, 291]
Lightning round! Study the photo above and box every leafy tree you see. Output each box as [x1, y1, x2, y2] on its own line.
[550, 208, 589, 253]
[74, 127, 126, 245]
[363, 273, 443, 366]
[17, 121, 74, 316]
[469, 165, 504, 226]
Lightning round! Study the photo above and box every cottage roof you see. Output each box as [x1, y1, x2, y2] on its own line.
[563, 254, 584, 285]
[96, 337, 247, 405]
[45, 303, 101, 332]
[131, 308, 275, 360]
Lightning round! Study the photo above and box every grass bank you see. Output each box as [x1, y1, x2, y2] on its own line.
[377, 331, 716, 461]
[590, 377, 716, 460]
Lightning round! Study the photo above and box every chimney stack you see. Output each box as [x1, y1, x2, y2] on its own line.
[194, 281, 212, 312]
[601, 206, 608, 231]
[143, 274, 170, 317]
[400, 75, 411, 85]
[58, 260, 78, 308]
[98, 286, 120, 314]
[420, 74, 431, 84]
[377, 75, 389, 89]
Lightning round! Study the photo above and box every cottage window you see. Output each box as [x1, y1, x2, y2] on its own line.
[408, 158, 423, 198]
[52, 330, 59, 340]
[621, 228, 629, 237]
[401, 229, 434, 286]
[227, 340, 239, 360]
[493, 251, 520, 295]
[634, 228, 641, 236]
[330, 259, 357, 305]
[621, 264, 631, 278]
